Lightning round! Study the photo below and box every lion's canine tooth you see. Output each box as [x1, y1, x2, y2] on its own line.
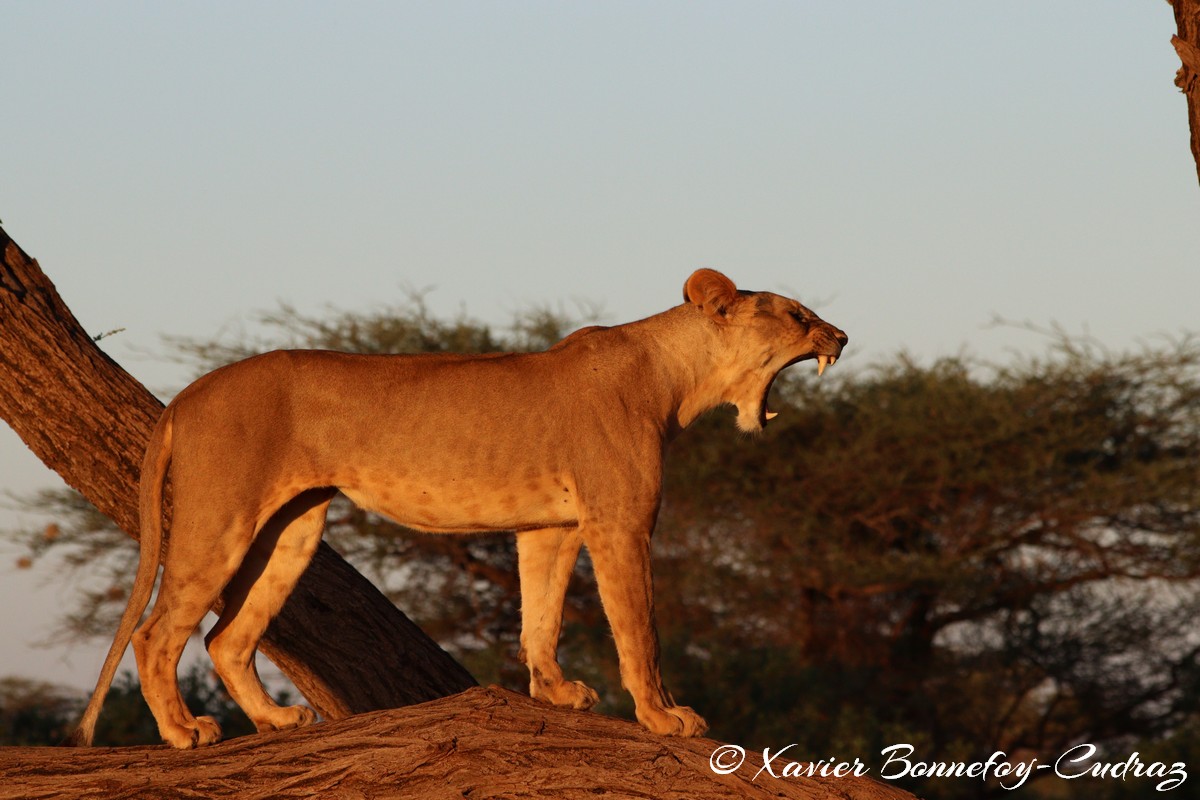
[817, 354, 830, 376]
[765, 410, 779, 420]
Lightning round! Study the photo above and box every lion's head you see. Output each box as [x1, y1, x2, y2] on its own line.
[683, 268, 847, 432]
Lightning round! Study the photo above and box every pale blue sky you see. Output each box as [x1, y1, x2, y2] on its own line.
[3, 2, 1199, 690]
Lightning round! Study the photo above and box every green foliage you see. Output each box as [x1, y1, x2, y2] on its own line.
[0, 677, 77, 746]
[7, 298, 1200, 798]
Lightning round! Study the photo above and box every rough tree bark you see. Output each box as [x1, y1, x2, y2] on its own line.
[0, 225, 475, 719]
[0, 687, 918, 800]
[1171, 0, 1200, 186]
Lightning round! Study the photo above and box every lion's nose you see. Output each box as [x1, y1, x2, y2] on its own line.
[834, 328, 849, 347]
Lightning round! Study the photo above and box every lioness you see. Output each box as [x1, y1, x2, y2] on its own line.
[72, 268, 846, 749]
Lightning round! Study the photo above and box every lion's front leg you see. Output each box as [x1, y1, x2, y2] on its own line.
[584, 523, 708, 738]
[516, 528, 598, 710]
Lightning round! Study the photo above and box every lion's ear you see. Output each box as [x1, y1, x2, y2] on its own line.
[683, 269, 738, 318]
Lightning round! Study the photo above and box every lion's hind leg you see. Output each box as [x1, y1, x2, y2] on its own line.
[205, 488, 335, 734]
[516, 528, 599, 710]
[132, 510, 261, 748]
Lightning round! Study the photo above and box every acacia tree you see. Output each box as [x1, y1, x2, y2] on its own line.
[0, 226, 475, 722]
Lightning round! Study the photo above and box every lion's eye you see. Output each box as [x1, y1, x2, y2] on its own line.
[789, 311, 809, 326]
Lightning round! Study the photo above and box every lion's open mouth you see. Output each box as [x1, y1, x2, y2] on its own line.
[761, 353, 839, 424]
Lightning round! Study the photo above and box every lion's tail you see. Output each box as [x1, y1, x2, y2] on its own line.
[69, 407, 174, 747]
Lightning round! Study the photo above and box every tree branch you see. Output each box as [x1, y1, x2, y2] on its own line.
[0, 686, 918, 800]
[1171, 0, 1200, 186]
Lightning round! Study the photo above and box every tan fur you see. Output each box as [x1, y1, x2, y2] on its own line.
[72, 269, 847, 748]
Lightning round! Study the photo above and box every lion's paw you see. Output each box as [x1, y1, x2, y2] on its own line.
[254, 704, 318, 733]
[532, 678, 600, 710]
[558, 680, 600, 710]
[162, 715, 223, 749]
[637, 703, 708, 738]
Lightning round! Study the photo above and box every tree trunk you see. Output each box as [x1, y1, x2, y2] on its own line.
[1172, 0, 1200, 186]
[0, 225, 475, 720]
[0, 686, 918, 800]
